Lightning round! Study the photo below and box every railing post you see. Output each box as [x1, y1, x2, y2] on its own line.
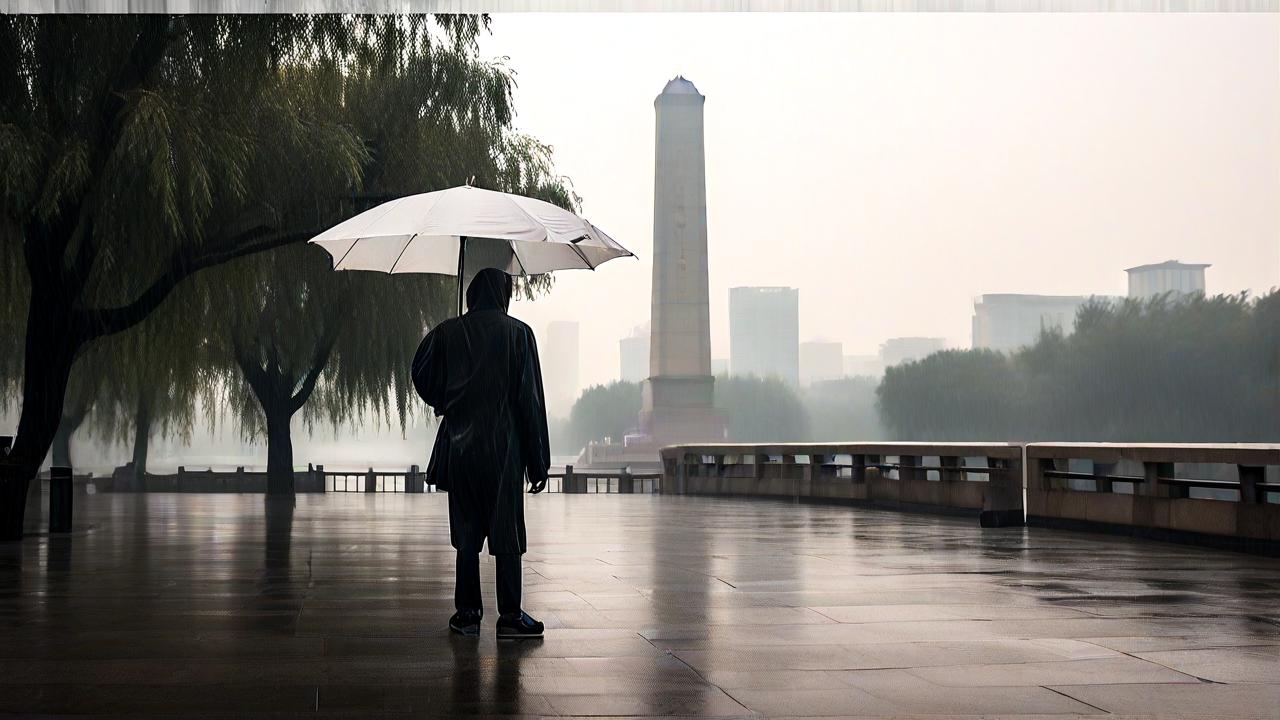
[801, 455, 816, 499]
[1029, 458, 1052, 493]
[940, 455, 961, 482]
[49, 466, 72, 533]
[365, 467, 376, 493]
[851, 454, 866, 483]
[564, 464, 577, 494]
[315, 465, 326, 492]
[1094, 461, 1116, 494]
[1238, 465, 1262, 505]
[408, 464, 422, 493]
[981, 456, 1024, 528]
[899, 455, 920, 483]
[619, 467, 634, 494]
[1141, 461, 1175, 498]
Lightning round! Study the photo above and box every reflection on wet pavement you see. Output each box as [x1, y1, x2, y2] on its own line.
[0, 492, 1276, 717]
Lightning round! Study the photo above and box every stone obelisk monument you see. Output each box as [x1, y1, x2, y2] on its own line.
[639, 76, 725, 444]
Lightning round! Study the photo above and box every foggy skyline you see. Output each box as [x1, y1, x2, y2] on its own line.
[483, 12, 1279, 390]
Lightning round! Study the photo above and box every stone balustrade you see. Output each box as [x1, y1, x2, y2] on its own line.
[1025, 442, 1280, 554]
[660, 441, 1280, 554]
[658, 442, 1026, 527]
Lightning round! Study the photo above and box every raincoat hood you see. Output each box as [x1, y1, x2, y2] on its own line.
[466, 268, 513, 313]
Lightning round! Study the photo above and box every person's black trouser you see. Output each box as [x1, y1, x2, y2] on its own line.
[455, 550, 521, 616]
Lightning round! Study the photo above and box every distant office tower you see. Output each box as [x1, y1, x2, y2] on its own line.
[1126, 260, 1209, 300]
[800, 341, 844, 386]
[843, 354, 883, 378]
[638, 76, 726, 444]
[729, 287, 800, 385]
[879, 337, 945, 368]
[971, 294, 1094, 352]
[543, 321, 580, 419]
[619, 327, 650, 383]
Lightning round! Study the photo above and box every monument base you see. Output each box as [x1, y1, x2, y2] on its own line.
[579, 375, 726, 469]
[641, 375, 727, 446]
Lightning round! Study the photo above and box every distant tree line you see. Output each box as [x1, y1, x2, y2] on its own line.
[561, 292, 1277, 456]
[877, 292, 1280, 442]
[560, 374, 884, 455]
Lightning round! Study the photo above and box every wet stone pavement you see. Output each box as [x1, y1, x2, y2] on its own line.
[0, 492, 1277, 719]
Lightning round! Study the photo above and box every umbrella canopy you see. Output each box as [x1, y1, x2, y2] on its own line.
[308, 185, 633, 277]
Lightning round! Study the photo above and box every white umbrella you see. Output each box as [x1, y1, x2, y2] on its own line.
[308, 185, 634, 313]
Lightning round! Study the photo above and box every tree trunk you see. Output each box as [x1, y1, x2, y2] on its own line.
[51, 423, 73, 469]
[2, 290, 82, 541]
[265, 404, 295, 496]
[50, 402, 90, 470]
[132, 395, 153, 481]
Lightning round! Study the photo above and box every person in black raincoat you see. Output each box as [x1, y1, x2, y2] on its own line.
[411, 268, 551, 639]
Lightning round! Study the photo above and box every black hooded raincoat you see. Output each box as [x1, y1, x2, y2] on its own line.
[411, 269, 551, 555]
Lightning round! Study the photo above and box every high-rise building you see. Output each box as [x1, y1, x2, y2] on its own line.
[729, 287, 799, 385]
[800, 341, 844, 386]
[879, 337, 945, 368]
[843, 354, 883, 378]
[971, 294, 1094, 352]
[543, 321, 580, 419]
[619, 327, 649, 383]
[1126, 260, 1209, 300]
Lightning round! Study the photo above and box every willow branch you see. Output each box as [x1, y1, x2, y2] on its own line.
[79, 225, 316, 340]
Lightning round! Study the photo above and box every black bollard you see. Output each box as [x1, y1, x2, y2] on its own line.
[49, 466, 72, 533]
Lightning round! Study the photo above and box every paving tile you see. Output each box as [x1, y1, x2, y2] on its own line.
[730, 687, 907, 716]
[2, 492, 1276, 717]
[1081, 634, 1280, 653]
[543, 688, 749, 716]
[909, 656, 1200, 687]
[1051, 681, 1280, 718]
[1133, 646, 1280, 683]
[834, 668, 1100, 714]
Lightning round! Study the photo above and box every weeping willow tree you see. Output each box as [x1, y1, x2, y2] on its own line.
[0, 14, 539, 536]
[84, 280, 216, 478]
[203, 41, 575, 494]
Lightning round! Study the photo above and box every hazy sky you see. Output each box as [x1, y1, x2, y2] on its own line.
[480, 12, 1279, 392]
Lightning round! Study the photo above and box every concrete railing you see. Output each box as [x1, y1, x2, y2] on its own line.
[658, 442, 1025, 527]
[552, 466, 663, 494]
[1026, 443, 1280, 553]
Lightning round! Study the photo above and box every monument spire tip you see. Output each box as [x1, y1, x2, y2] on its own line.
[661, 75, 701, 96]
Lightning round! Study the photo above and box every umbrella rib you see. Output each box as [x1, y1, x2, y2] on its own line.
[386, 234, 417, 274]
[566, 238, 597, 270]
[510, 241, 530, 277]
[332, 239, 360, 270]
[504, 195, 598, 271]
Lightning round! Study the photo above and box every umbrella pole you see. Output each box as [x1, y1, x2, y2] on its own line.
[456, 236, 467, 317]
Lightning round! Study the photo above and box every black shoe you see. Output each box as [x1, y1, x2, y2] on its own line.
[449, 609, 482, 636]
[496, 610, 543, 639]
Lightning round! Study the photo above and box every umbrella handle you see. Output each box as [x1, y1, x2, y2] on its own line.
[456, 236, 467, 317]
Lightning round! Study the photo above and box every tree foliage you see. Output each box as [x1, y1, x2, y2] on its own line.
[565, 381, 642, 453]
[877, 292, 1280, 442]
[714, 375, 809, 442]
[0, 14, 561, 530]
[802, 376, 885, 442]
[192, 19, 575, 492]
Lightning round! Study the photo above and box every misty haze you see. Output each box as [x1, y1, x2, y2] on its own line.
[0, 4, 1276, 719]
